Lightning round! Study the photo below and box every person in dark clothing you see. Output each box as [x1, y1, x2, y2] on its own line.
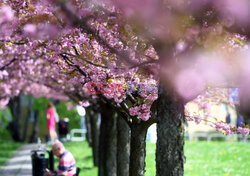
[237, 116, 244, 127]
[226, 113, 231, 124]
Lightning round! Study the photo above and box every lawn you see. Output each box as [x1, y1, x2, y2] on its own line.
[1, 140, 249, 176]
[60, 141, 250, 176]
[61, 142, 98, 176]
[0, 140, 23, 169]
[146, 142, 250, 176]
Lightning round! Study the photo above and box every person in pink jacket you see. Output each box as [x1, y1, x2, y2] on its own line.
[46, 102, 58, 142]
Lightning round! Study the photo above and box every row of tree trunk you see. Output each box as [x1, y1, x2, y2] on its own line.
[7, 95, 37, 142]
[7, 92, 185, 176]
[85, 90, 185, 176]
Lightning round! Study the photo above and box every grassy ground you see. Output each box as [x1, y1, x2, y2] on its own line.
[53, 141, 98, 176]
[0, 140, 249, 176]
[60, 141, 249, 176]
[145, 142, 250, 176]
[184, 142, 250, 176]
[0, 140, 23, 169]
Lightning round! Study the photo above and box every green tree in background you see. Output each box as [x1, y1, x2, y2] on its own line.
[33, 97, 81, 142]
[0, 108, 12, 140]
[56, 102, 81, 130]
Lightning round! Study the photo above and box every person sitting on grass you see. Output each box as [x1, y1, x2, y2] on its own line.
[46, 140, 76, 176]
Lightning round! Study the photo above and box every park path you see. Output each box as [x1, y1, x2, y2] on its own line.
[0, 143, 46, 176]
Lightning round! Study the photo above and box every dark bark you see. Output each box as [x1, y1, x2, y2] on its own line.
[22, 108, 30, 141]
[238, 89, 250, 125]
[8, 96, 22, 142]
[98, 112, 105, 176]
[29, 111, 39, 143]
[85, 109, 92, 147]
[98, 103, 117, 176]
[129, 120, 153, 176]
[117, 116, 130, 176]
[156, 89, 185, 176]
[89, 108, 100, 167]
[105, 112, 117, 176]
[22, 96, 33, 141]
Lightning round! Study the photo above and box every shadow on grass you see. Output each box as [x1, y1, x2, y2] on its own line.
[81, 166, 94, 170]
[82, 155, 92, 161]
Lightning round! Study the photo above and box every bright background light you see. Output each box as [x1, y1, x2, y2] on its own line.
[76, 105, 86, 116]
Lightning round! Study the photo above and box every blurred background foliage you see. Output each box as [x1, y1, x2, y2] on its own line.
[0, 107, 12, 140]
[55, 101, 81, 129]
[0, 96, 81, 142]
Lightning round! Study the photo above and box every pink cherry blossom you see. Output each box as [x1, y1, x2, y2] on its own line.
[0, 5, 14, 24]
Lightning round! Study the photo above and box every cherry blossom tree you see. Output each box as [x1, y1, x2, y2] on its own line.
[1, 1, 250, 176]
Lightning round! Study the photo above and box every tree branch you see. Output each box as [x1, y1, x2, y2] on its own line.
[60, 54, 87, 77]
[0, 58, 17, 71]
[56, 1, 156, 74]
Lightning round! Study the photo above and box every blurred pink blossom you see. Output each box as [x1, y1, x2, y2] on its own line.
[23, 24, 37, 36]
[0, 98, 9, 109]
[216, 0, 250, 24]
[0, 5, 14, 24]
[194, 115, 202, 124]
[174, 69, 205, 100]
[237, 127, 250, 137]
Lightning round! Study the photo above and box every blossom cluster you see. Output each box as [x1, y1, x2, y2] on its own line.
[185, 114, 250, 137]
[85, 80, 126, 103]
[0, 0, 250, 138]
[214, 123, 249, 137]
[129, 104, 151, 121]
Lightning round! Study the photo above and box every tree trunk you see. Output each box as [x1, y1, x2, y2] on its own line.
[8, 96, 22, 142]
[98, 103, 117, 176]
[156, 89, 185, 176]
[85, 108, 92, 147]
[89, 108, 100, 167]
[117, 116, 130, 176]
[129, 122, 148, 176]
[22, 108, 30, 141]
[238, 88, 250, 125]
[98, 112, 105, 176]
[29, 110, 39, 143]
[23, 96, 33, 141]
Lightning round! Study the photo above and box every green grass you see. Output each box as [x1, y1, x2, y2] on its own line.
[146, 141, 250, 176]
[0, 140, 23, 169]
[53, 141, 98, 176]
[64, 141, 249, 176]
[1, 140, 249, 176]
